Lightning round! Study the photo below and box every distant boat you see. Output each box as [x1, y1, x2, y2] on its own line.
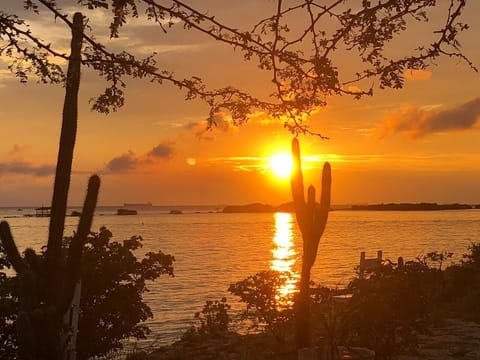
[117, 209, 138, 215]
[71, 210, 82, 217]
[123, 202, 152, 207]
[169, 209, 183, 214]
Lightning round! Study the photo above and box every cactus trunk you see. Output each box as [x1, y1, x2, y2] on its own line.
[291, 137, 331, 350]
[47, 11, 84, 307]
[0, 12, 101, 360]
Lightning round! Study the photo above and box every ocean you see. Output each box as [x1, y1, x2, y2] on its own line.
[1, 206, 480, 344]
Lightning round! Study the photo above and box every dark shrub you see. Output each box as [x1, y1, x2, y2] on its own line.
[0, 227, 175, 360]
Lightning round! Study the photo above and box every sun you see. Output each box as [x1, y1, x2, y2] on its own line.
[269, 153, 293, 179]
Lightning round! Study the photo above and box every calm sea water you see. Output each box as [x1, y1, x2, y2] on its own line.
[2, 206, 480, 344]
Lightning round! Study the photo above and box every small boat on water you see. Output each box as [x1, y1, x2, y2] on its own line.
[117, 209, 138, 215]
[169, 209, 183, 214]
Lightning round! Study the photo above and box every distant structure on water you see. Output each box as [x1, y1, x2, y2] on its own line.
[35, 206, 51, 217]
[123, 202, 152, 207]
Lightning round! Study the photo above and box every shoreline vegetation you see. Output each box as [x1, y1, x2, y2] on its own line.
[145, 245, 480, 360]
[222, 202, 480, 213]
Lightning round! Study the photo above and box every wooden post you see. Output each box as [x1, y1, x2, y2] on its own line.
[62, 281, 81, 360]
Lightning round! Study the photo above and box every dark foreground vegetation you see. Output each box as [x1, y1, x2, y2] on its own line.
[4, 239, 480, 359]
[144, 244, 480, 360]
[0, 228, 174, 360]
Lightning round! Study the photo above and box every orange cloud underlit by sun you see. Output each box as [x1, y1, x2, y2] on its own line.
[404, 69, 432, 81]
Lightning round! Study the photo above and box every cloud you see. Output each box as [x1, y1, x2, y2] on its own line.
[105, 151, 139, 173]
[105, 141, 176, 173]
[404, 69, 432, 81]
[377, 98, 480, 138]
[186, 112, 238, 140]
[147, 142, 174, 159]
[0, 161, 55, 177]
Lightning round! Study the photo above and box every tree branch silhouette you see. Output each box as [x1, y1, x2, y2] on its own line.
[0, 0, 476, 136]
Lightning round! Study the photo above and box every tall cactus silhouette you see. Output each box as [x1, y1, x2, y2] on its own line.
[0, 13, 100, 360]
[291, 137, 331, 350]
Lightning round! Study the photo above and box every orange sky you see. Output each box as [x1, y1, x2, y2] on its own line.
[1, 1, 479, 206]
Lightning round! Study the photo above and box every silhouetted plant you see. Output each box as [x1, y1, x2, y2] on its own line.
[0, 243, 18, 359]
[345, 259, 437, 359]
[182, 297, 231, 341]
[442, 243, 480, 321]
[419, 251, 454, 271]
[0, 227, 175, 360]
[75, 227, 175, 359]
[0, 13, 102, 360]
[228, 270, 294, 343]
[461, 242, 480, 267]
[290, 137, 331, 349]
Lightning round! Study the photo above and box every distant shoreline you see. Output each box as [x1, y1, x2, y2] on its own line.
[2, 203, 480, 213]
[222, 202, 480, 213]
[350, 203, 478, 211]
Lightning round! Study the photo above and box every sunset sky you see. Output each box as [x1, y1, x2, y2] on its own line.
[1, 1, 479, 207]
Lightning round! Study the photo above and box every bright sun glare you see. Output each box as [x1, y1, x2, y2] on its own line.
[269, 153, 293, 179]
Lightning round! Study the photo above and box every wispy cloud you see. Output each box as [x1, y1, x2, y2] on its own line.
[209, 156, 267, 172]
[208, 154, 345, 172]
[207, 152, 480, 173]
[376, 98, 480, 138]
[0, 161, 55, 177]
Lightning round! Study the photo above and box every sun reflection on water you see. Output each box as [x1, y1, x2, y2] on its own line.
[270, 212, 299, 305]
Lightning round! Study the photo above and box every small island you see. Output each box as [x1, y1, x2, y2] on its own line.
[116, 209, 138, 215]
[222, 202, 477, 213]
[222, 202, 296, 213]
[351, 202, 474, 211]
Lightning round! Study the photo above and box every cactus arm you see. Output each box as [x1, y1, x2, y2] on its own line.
[291, 137, 307, 231]
[46, 12, 84, 306]
[60, 175, 100, 314]
[304, 185, 315, 266]
[320, 162, 331, 212]
[0, 221, 27, 273]
[313, 162, 331, 243]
